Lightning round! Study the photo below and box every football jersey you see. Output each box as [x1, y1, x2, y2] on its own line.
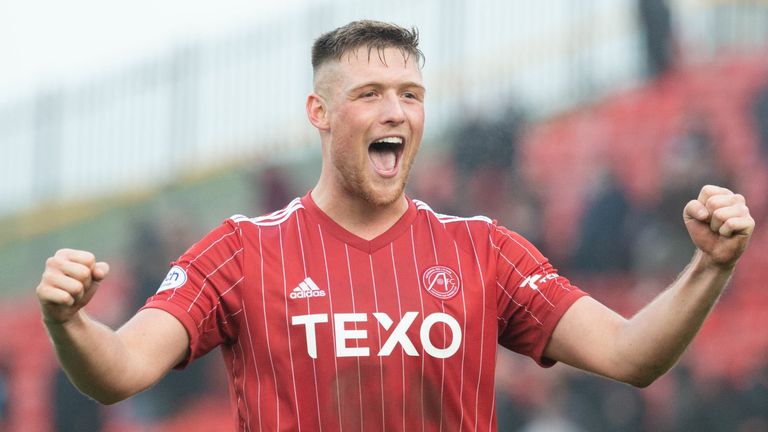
[143, 192, 588, 431]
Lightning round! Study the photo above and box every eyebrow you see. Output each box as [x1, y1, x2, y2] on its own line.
[347, 81, 426, 93]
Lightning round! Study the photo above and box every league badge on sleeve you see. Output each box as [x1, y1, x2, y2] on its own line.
[157, 265, 188, 293]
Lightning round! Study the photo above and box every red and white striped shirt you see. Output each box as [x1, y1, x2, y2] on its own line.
[143, 193, 587, 431]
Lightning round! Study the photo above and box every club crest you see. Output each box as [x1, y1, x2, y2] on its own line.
[422, 265, 461, 300]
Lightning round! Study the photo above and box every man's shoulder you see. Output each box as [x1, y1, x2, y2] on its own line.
[411, 198, 494, 227]
[228, 197, 305, 228]
[410, 198, 500, 255]
[409, 199, 537, 256]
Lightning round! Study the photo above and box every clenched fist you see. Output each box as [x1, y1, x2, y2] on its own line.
[36, 249, 110, 324]
[683, 185, 755, 269]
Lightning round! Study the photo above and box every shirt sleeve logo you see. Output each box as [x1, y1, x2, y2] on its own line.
[157, 265, 188, 293]
[422, 265, 461, 300]
[519, 272, 559, 290]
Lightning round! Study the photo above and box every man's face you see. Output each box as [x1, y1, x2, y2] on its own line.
[314, 46, 425, 207]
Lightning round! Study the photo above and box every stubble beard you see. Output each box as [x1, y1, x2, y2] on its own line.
[334, 154, 414, 208]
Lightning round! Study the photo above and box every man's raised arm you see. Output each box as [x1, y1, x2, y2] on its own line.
[543, 185, 755, 387]
[36, 248, 189, 404]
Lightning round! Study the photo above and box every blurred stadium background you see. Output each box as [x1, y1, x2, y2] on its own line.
[1, 0, 767, 430]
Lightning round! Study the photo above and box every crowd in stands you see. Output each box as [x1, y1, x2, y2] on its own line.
[1, 52, 767, 431]
[433, 53, 768, 431]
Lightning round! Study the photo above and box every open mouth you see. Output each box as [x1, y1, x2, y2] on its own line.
[368, 136, 404, 177]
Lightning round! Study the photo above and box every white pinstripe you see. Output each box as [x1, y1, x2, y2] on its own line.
[203, 198, 577, 430]
[418, 201, 573, 311]
[495, 281, 544, 326]
[492, 226, 572, 293]
[488, 383, 496, 432]
[389, 243, 407, 432]
[200, 310, 244, 336]
[294, 213, 323, 432]
[258, 226, 280, 430]
[317, 226, 343, 431]
[409, 226, 427, 432]
[228, 220, 249, 418]
[492, 225, 542, 265]
[241, 304, 264, 432]
[501, 260, 555, 308]
[344, 245, 365, 431]
[179, 228, 237, 273]
[452, 240, 468, 432]
[168, 227, 238, 302]
[424, 214, 440, 265]
[368, 254, 387, 432]
[186, 248, 243, 313]
[465, 221, 487, 432]
[488, 236, 560, 308]
[221, 308, 243, 324]
[236, 336, 252, 432]
[423, 216, 446, 432]
[229, 342, 244, 431]
[278, 225, 302, 431]
[196, 276, 244, 329]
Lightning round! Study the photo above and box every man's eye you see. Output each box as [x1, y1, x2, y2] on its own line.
[361, 91, 376, 98]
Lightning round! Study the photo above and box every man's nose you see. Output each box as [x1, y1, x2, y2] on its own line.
[380, 93, 406, 125]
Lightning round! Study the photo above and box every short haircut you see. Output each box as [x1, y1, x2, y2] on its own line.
[311, 20, 423, 72]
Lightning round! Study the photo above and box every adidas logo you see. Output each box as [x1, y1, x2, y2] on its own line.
[290, 278, 327, 299]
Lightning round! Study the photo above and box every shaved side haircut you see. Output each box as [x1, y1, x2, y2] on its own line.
[311, 20, 424, 74]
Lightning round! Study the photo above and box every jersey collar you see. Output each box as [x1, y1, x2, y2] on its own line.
[301, 191, 418, 254]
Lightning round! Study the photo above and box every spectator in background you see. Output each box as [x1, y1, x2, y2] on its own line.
[632, 111, 729, 277]
[0, 357, 8, 431]
[739, 365, 768, 431]
[676, 373, 746, 431]
[449, 103, 546, 251]
[638, 0, 675, 78]
[751, 77, 768, 162]
[53, 368, 104, 432]
[407, 151, 461, 216]
[570, 169, 634, 273]
[451, 103, 526, 218]
[123, 215, 215, 423]
[252, 164, 296, 215]
[452, 104, 523, 176]
[565, 372, 646, 432]
[519, 379, 585, 432]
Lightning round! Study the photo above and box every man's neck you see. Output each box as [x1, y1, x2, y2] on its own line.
[310, 186, 409, 241]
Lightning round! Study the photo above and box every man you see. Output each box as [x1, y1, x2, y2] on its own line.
[37, 21, 754, 431]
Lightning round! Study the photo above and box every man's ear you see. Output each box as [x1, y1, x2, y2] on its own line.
[306, 92, 330, 130]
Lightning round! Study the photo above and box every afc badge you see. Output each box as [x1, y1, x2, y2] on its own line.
[422, 265, 461, 300]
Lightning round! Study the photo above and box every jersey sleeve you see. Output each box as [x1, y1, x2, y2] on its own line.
[141, 219, 244, 368]
[491, 224, 588, 367]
